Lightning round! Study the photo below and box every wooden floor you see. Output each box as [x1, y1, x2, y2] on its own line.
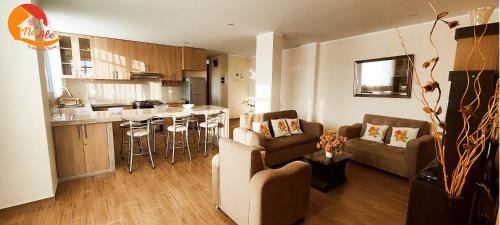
[0, 133, 409, 225]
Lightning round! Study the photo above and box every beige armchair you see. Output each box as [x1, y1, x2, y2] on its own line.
[212, 138, 311, 225]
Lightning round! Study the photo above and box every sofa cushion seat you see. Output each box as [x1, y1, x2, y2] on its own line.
[266, 133, 317, 153]
[345, 138, 405, 162]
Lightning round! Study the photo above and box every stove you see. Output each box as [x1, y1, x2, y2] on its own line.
[132, 100, 163, 109]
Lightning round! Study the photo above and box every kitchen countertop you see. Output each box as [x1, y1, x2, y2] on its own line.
[89, 100, 186, 108]
[51, 105, 228, 127]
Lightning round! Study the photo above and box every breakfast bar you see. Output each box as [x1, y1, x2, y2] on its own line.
[51, 105, 229, 182]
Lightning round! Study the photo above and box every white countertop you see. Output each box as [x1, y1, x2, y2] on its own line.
[51, 105, 228, 127]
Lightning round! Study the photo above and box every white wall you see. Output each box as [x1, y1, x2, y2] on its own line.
[281, 43, 318, 121]
[0, 0, 57, 209]
[280, 14, 498, 130]
[227, 55, 252, 118]
[248, 56, 256, 98]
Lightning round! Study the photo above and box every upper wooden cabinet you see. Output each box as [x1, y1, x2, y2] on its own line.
[158, 45, 183, 80]
[54, 32, 192, 81]
[182, 47, 206, 71]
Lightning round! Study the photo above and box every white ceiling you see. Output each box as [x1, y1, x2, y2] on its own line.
[39, 0, 498, 56]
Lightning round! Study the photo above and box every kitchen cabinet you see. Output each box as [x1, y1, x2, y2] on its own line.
[158, 45, 182, 81]
[53, 123, 114, 181]
[93, 38, 131, 80]
[129, 41, 152, 73]
[56, 32, 95, 79]
[182, 47, 206, 71]
[77, 35, 95, 78]
[110, 39, 131, 79]
[92, 37, 114, 79]
[55, 32, 202, 80]
[53, 125, 86, 177]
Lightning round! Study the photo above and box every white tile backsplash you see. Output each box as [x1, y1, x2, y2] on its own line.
[65, 79, 183, 103]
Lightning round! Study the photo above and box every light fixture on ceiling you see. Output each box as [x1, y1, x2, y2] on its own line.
[227, 23, 235, 26]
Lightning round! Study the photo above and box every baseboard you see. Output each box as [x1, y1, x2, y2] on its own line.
[0, 196, 55, 212]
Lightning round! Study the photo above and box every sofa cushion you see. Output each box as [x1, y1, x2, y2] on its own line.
[252, 121, 273, 139]
[344, 138, 405, 161]
[360, 123, 389, 143]
[388, 127, 420, 148]
[266, 133, 316, 153]
[360, 114, 430, 143]
[270, 119, 291, 138]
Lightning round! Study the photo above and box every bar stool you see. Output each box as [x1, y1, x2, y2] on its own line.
[151, 104, 171, 154]
[150, 118, 169, 154]
[124, 115, 155, 173]
[199, 111, 226, 156]
[186, 115, 201, 149]
[165, 113, 192, 164]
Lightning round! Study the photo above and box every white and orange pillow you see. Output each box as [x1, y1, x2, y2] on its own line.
[286, 118, 303, 134]
[270, 119, 291, 138]
[361, 123, 389, 143]
[388, 127, 419, 148]
[252, 121, 273, 139]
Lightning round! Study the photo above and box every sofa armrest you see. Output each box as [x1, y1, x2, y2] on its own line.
[300, 120, 323, 138]
[249, 161, 311, 225]
[233, 127, 267, 147]
[405, 135, 436, 178]
[339, 123, 362, 139]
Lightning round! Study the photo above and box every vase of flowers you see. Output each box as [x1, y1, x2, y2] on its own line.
[316, 129, 347, 158]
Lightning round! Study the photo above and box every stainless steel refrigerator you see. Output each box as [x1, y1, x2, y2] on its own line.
[183, 77, 207, 105]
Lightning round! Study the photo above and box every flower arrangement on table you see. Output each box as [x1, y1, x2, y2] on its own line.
[316, 129, 348, 158]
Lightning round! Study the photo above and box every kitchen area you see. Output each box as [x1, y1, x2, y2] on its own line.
[47, 32, 228, 182]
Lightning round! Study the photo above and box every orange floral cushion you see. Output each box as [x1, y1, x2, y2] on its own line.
[388, 127, 419, 148]
[252, 121, 273, 139]
[270, 119, 291, 138]
[286, 118, 303, 134]
[361, 123, 389, 143]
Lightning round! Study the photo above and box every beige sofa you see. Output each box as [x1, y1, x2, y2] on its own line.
[236, 110, 323, 166]
[339, 114, 435, 178]
[212, 138, 311, 225]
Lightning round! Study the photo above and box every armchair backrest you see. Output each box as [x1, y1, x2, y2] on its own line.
[218, 138, 265, 225]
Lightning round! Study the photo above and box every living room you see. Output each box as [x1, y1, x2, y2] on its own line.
[0, 0, 499, 225]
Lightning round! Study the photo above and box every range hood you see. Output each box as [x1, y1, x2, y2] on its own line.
[130, 72, 162, 79]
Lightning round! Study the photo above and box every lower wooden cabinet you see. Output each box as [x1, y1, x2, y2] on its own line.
[53, 123, 114, 181]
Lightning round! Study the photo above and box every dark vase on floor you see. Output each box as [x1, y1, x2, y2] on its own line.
[443, 197, 466, 225]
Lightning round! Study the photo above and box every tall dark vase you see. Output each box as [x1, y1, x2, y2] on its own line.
[443, 197, 466, 225]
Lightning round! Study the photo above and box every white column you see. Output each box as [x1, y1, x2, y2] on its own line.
[255, 32, 282, 113]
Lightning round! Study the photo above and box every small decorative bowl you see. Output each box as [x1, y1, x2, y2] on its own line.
[182, 104, 194, 109]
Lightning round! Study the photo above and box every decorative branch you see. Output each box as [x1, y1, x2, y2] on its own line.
[396, 3, 498, 199]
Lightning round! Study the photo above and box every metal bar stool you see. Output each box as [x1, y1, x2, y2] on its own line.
[151, 104, 170, 154]
[186, 115, 201, 150]
[165, 113, 192, 164]
[124, 115, 155, 173]
[198, 111, 226, 156]
[151, 118, 169, 154]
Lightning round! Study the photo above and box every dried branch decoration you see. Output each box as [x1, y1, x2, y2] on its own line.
[396, 3, 499, 199]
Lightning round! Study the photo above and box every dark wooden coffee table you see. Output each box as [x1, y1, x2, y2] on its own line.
[303, 151, 353, 192]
